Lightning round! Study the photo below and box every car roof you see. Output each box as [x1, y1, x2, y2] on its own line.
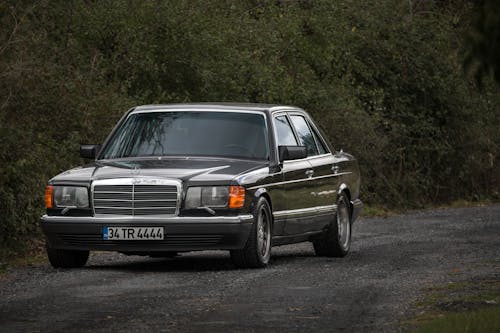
[132, 103, 303, 115]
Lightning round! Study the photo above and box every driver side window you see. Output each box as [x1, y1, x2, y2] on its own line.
[274, 115, 298, 146]
[289, 115, 319, 157]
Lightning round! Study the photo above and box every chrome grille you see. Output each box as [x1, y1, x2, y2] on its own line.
[92, 178, 180, 216]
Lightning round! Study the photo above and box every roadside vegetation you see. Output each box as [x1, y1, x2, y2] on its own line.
[410, 279, 500, 332]
[0, 1, 499, 255]
[415, 307, 500, 333]
[0, 237, 45, 278]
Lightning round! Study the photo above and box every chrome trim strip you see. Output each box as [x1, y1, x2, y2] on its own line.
[272, 230, 324, 241]
[281, 152, 332, 164]
[273, 205, 336, 219]
[94, 206, 176, 210]
[130, 108, 266, 115]
[125, 110, 270, 161]
[269, 106, 303, 113]
[303, 153, 333, 162]
[41, 214, 254, 223]
[247, 172, 352, 190]
[93, 207, 133, 210]
[93, 199, 177, 202]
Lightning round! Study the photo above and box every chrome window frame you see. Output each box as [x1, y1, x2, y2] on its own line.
[99, 109, 270, 161]
[270, 108, 333, 164]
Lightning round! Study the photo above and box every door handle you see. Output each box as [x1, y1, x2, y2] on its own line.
[305, 170, 314, 178]
[331, 165, 340, 174]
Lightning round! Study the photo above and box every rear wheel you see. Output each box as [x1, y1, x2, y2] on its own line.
[313, 193, 352, 257]
[46, 243, 89, 268]
[230, 197, 272, 268]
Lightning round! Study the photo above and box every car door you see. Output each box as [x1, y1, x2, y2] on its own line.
[287, 113, 338, 233]
[272, 113, 316, 236]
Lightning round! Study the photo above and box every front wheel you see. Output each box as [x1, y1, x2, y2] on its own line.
[313, 193, 352, 257]
[46, 243, 89, 268]
[230, 197, 272, 268]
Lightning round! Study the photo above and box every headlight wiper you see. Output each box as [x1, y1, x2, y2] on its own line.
[197, 206, 216, 215]
[61, 206, 78, 215]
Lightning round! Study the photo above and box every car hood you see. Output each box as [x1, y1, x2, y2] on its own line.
[50, 157, 269, 185]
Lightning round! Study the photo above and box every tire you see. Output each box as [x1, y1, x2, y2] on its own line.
[313, 193, 352, 257]
[230, 197, 272, 268]
[46, 243, 89, 268]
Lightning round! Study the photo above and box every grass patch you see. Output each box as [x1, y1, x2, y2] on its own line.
[361, 200, 500, 219]
[361, 205, 397, 217]
[0, 237, 46, 278]
[414, 306, 500, 333]
[438, 199, 496, 209]
[410, 279, 500, 332]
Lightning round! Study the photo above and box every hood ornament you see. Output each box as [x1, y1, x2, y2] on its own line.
[132, 165, 140, 175]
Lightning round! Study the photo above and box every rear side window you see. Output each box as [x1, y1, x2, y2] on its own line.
[274, 115, 298, 146]
[290, 115, 318, 156]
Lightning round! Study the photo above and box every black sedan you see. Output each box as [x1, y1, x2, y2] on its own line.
[41, 103, 362, 268]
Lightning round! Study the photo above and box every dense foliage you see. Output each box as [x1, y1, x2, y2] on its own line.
[465, 0, 500, 84]
[0, 0, 498, 248]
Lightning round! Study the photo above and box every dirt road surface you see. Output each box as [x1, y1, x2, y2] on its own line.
[1, 205, 499, 332]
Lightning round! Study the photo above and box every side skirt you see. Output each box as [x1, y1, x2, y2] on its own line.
[272, 230, 324, 246]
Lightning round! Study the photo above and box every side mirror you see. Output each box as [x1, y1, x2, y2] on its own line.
[80, 144, 101, 159]
[278, 145, 307, 163]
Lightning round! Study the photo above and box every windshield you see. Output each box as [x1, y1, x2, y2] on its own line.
[99, 111, 269, 160]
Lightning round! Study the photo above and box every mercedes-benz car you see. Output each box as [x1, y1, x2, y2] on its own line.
[41, 103, 362, 268]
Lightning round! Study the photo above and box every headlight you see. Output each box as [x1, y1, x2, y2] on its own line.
[45, 185, 89, 208]
[185, 186, 245, 209]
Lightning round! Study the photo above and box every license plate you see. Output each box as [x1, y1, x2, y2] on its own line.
[103, 227, 164, 240]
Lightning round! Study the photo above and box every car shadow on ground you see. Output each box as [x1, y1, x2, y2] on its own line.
[84, 248, 320, 273]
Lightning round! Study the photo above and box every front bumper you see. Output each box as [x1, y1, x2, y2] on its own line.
[40, 214, 254, 252]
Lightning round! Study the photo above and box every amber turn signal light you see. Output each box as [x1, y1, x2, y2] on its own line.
[228, 186, 245, 209]
[45, 185, 54, 209]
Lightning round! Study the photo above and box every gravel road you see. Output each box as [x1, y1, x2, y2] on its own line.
[1, 205, 499, 332]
